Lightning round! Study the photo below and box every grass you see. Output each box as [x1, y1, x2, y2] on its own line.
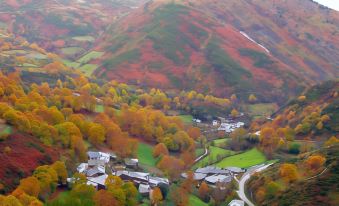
[178, 115, 193, 124]
[77, 51, 104, 64]
[239, 48, 274, 68]
[195, 148, 205, 157]
[26, 53, 47, 60]
[213, 138, 230, 147]
[215, 147, 267, 168]
[72, 35, 95, 42]
[0, 125, 12, 136]
[102, 49, 140, 69]
[22, 63, 38, 67]
[61, 47, 84, 56]
[78, 64, 99, 77]
[95, 105, 104, 113]
[246, 103, 277, 119]
[62, 59, 81, 68]
[137, 143, 157, 166]
[189, 195, 208, 206]
[194, 146, 235, 168]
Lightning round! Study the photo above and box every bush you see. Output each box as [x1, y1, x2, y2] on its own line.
[289, 143, 300, 154]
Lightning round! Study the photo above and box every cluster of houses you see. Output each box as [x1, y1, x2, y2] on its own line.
[182, 166, 245, 186]
[217, 121, 245, 133]
[68, 151, 169, 196]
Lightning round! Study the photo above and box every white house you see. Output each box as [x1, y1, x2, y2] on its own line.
[228, 199, 245, 206]
[212, 120, 218, 126]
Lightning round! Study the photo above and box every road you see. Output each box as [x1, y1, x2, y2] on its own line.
[236, 163, 274, 206]
[194, 147, 208, 163]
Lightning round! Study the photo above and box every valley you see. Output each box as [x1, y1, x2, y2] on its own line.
[0, 0, 338, 206]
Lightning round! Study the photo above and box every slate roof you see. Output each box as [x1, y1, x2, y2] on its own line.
[181, 172, 207, 181]
[86, 166, 105, 177]
[88, 151, 100, 159]
[226, 167, 245, 173]
[205, 174, 232, 184]
[87, 174, 108, 186]
[195, 166, 230, 175]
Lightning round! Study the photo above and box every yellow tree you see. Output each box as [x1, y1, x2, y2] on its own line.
[18, 177, 40, 197]
[279, 163, 298, 183]
[51, 161, 68, 184]
[88, 123, 106, 145]
[305, 155, 326, 170]
[151, 187, 163, 205]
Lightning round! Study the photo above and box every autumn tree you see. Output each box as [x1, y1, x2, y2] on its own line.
[17, 177, 40, 197]
[51, 161, 67, 184]
[170, 186, 189, 206]
[93, 190, 119, 206]
[157, 155, 185, 179]
[153, 143, 169, 158]
[151, 187, 163, 205]
[198, 181, 209, 202]
[279, 163, 298, 183]
[186, 126, 201, 140]
[305, 155, 326, 170]
[324, 136, 339, 147]
[231, 109, 239, 118]
[248, 94, 257, 103]
[88, 123, 106, 145]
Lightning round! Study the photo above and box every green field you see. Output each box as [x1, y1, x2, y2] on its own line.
[3, 50, 27, 55]
[26, 53, 47, 60]
[213, 138, 230, 147]
[22, 63, 38, 67]
[61, 47, 84, 56]
[194, 146, 235, 168]
[246, 103, 277, 119]
[215, 147, 267, 168]
[195, 148, 205, 157]
[137, 143, 157, 166]
[62, 59, 81, 68]
[79, 64, 99, 76]
[0, 125, 12, 136]
[178, 115, 193, 124]
[77, 51, 104, 64]
[95, 105, 104, 113]
[72, 36, 95, 42]
[189, 195, 208, 206]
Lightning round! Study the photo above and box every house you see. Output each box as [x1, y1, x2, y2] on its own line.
[195, 166, 230, 176]
[226, 167, 245, 174]
[193, 118, 202, 123]
[88, 151, 101, 160]
[148, 176, 169, 187]
[181, 172, 207, 181]
[88, 159, 106, 167]
[124, 158, 139, 168]
[77, 163, 88, 173]
[139, 184, 151, 196]
[212, 120, 218, 126]
[87, 174, 108, 190]
[228, 199, 245, 206]
[86, 165, 105, 177]
[205, 174, 232, 185]
[116, 170, 149, 185]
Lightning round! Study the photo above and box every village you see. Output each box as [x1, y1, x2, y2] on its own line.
[64, 113, 249, 205]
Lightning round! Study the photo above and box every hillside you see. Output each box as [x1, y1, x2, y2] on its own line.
[248, 145, 339, 206]
[81, 0, 337, 103]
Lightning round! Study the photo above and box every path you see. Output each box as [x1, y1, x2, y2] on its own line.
[236, 163, 274, 206]
[194, 147, 208, 163]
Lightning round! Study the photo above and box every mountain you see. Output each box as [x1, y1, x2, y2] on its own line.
[0, 0, 147, 59]
[84, 0, 337, 103]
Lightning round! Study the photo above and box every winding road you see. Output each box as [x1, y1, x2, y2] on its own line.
[236, 163, 274, 206]
[194, 147, 208, 163]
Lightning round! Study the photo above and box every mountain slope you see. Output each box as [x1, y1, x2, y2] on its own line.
[92, 1, 315, 102]
[84, 0, 338, 103]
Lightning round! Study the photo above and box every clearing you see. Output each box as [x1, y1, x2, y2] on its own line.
[245, 103, 277, 119]
[194, 146, 235, 168]
[137, 143, 157, 167]
[215, 147, 267, 168]
[79, 64, 99, 77]
[77, 51, 104, 64]
[189, 195, 208, 206]
[177, 115, 193, 124]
